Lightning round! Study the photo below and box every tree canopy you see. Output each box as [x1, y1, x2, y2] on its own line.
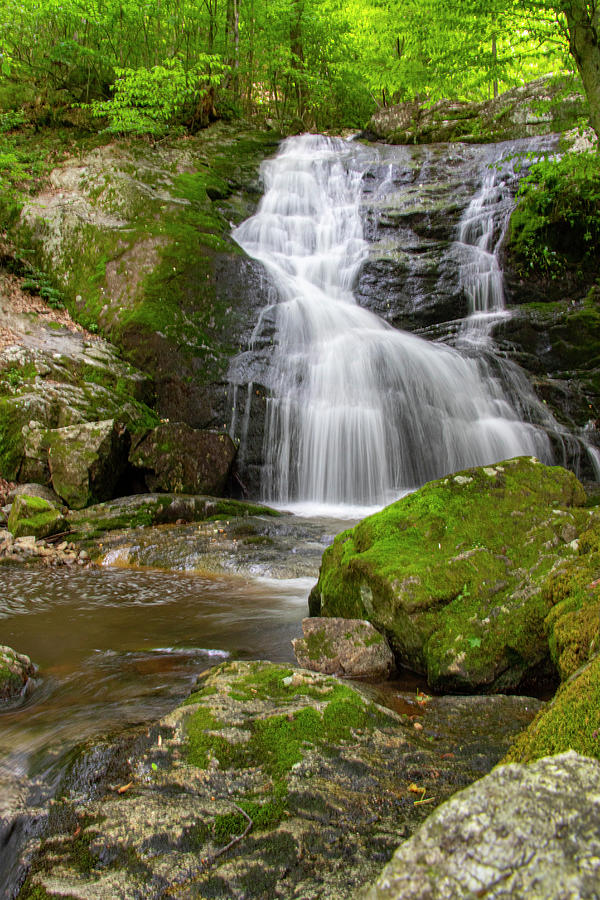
[0, 0, 598, 134]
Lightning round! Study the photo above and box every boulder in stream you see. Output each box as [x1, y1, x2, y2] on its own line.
[310, 456, 597, 693]
[363, 751, 600, 900]
[292, 617, 394, 679]
[0, 645, 35, 702]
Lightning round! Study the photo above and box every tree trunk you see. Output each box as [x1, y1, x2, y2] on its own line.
[563, 1, 600, 140]
[290, 0, 305, 121]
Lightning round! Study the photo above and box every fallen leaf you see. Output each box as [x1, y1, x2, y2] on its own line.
[117, 782, 133, 794]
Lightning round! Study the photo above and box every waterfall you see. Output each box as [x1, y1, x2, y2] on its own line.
[232, 135, 552, 514]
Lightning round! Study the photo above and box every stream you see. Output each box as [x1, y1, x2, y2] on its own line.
[1, 565, 316, 785]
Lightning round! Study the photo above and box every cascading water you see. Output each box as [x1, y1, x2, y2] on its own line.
[232, 135, 553, 513]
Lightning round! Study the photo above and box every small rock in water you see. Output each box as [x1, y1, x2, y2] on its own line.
[293, 617, 394, 679]
[0, 645, 36, 702]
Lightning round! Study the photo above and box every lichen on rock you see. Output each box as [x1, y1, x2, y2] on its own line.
[363, 751, 600, 900]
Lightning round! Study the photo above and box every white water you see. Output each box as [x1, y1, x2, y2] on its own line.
[233, 135, 552, 510]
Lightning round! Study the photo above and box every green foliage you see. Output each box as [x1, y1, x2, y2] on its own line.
[511, 150, 600, 277]
[21, 268, 65, 309]
[0, 0, 592, 134]
[85, 57, 227, 136]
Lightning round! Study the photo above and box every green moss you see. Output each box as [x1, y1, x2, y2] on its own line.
[304, 629, 335, 661]
[503, 654, 600, 763]
[185, 665, 391, 775]
[314, 457, 588, 691]
[509, 151, 600, 280]
[0, 396, 27, 479]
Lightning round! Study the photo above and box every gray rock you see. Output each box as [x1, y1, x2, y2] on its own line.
[0, 645, 35, 702]
[9, 482, 62, 505]
[129, 422, 236, 496]
[368, 77, 585, 144]
[293, 617, 394, 679]
[48, 419, 130, 509]
[18, 661, 541, 900]
[363, 751, 600, 900]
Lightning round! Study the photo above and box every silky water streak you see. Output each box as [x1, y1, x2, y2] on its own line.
[232, 135, 551, 511]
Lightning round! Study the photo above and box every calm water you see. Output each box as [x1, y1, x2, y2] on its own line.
[1, 565, 313, 780]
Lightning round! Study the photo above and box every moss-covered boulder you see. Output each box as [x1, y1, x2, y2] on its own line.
[310, 456, 595, 693]
[0, 341, 158, 483]
[18, 661, 541, 899]
[0, 645, 35, 702]
[367, 78, 586, 144]
[15, 125, 278, 433]
[504, 655, 600, 764]
[47, 419, 130, 509]
[7, 493, 67, 539]
[129, 421, 236, 495]
[292, 617, 394, 679]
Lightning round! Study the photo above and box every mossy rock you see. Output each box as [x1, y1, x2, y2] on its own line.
[19, 661, 541, 899]
[311, 456, 589, 693]
[47, 419, 130, 509]
[0, 644, 35, 702]
[15, 125, 279, 430]
[504, 655, 600, 763]
[67, 492, 279, 542]
[7, 493, 67, 539]
[129, 421, 236, 495]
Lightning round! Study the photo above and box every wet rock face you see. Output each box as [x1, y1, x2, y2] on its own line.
[16, 126, 279, 436]
[129, 422, 237, 496]
[310, 456, 597, 693]
[364, 751, 600, 900]
[18, 661, 540, 899]
[292, 617, 394, 679]
[0, 645, 35, 702]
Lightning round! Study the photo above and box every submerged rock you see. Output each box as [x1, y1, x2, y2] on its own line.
[363, 751, 600, 900]
[310, 456, 597, 693]
[129, 422, 236, 496]
[18, 661, 540, 899]
[0, 645, 35, 702]
[292, 617, 394, 679]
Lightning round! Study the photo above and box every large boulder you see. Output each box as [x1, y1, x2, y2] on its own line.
[367, 78, 585, 145]
[504, 654, 600, 764]
[7, 493, 67, 539]
[47, 419, 130, 509]
[17, 661, 540, 899]
[129, 422, 236, 495]
[363, 751, 600, 900]
[310, 456, 593, 693]
[0, 645, 35, 702]
[292, 617, 395, 679]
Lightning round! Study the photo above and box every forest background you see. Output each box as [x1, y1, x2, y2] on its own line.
[0, 0, 599, 138]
